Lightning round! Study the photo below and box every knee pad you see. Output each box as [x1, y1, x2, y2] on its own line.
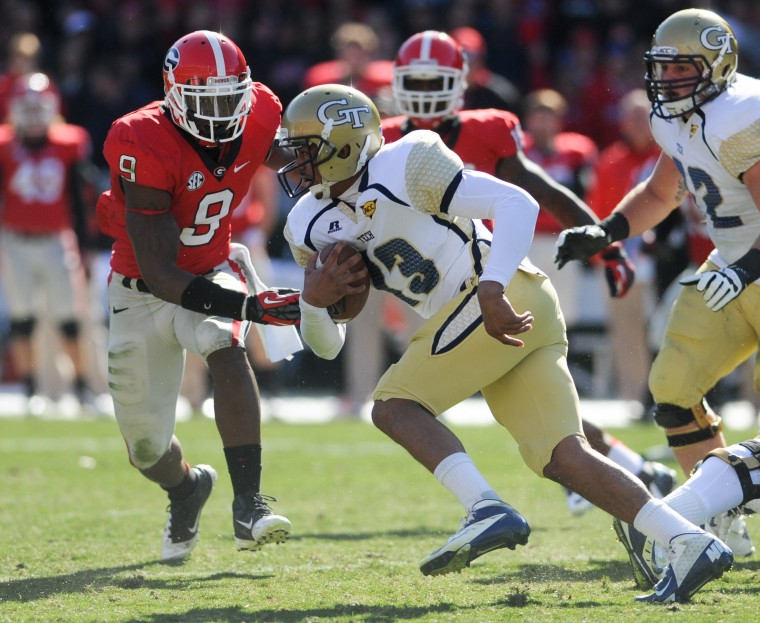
[703, 439, 760, 506]
[59, 320, 80, 339]
[8, 318, 35, 339]
[653, 399, 723, 447]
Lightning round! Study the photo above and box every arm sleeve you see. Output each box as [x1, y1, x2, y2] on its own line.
[299, 298, 347, 360]
[447, 170, 539, 286]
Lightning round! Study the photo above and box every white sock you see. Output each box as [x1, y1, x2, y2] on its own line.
[663, 486, 711, 526]
[633, 498, 704, 547]
[433, 452, 500, 512]
[665, 453, 747, 523]
[606, 439, 646, 475]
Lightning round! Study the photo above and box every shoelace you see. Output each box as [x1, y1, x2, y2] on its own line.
[250, 493, 277, 512]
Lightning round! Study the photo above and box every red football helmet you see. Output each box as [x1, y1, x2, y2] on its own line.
[392, 30, 467, 127]
[8, 72, 60, 138]
[163, 30, 253, 144]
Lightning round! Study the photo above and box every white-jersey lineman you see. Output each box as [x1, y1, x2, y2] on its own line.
[277, 82, 732, 603]
[554, 8, 760, 589]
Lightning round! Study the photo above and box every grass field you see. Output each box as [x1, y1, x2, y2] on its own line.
[1, 415, 759, 623]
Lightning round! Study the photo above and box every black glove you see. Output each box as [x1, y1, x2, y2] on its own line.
[246, 288, 301, 325]
[555, 212, 631, 270]
[554, 224, 611, 269]
[600, 242, 636, 298]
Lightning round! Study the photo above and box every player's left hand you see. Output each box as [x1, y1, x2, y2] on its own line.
[679, 266, 750, 312]
[477, 280, 533, 347]
[247, 288, 301, 325]
[600, 242, 636, 298]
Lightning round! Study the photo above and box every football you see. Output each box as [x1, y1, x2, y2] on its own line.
[318, 242, 371, 322]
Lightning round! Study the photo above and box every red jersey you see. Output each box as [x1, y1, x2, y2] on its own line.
[98, 83, 281, 278]
[303, 60, 393, 99]
[0, 123, 90, 233]
[585, 141, 660, 219]
[382, 108, 523, 175]
[523, 132, 598, 234]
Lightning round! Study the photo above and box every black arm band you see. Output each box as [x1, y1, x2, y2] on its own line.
[599, 212, 630, 243]
[733, 248, 760, 283]
[180, 276, 247, 320]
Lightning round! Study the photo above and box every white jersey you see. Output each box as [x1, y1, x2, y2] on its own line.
[285, 130, 539, 319]
[651, 73, 760, 267]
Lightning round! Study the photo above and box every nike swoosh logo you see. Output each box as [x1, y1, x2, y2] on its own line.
[112, 307, 129, 314]
[236, 518, 255, 530]
[188, 513, 202, 535]
[263, 295, 288, 305]
[653, 571, 677, 599]
[234, 161, 251, 173]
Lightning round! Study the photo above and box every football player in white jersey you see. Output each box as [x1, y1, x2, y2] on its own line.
[277, 82, 732, 602]
[554, 7, 760, 588]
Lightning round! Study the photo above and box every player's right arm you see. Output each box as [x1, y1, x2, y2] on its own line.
[283, 217, 354, 360]
[610, 152, 687, 236]
[123, 179, 191, 304]
[124, 179, 299, 325]
[555, 153, 685, 268]
[494, 134, 636, 297]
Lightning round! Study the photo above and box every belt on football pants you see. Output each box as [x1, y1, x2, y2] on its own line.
[121, 277, 152, 294]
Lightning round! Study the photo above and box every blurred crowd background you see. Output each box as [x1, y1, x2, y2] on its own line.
[2, 0, 760, 418]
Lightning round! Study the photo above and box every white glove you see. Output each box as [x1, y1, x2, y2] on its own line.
[679, 267, 747, 312]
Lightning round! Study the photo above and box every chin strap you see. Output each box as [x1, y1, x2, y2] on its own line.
[354, 136, 373, 175]
[308, 181, 336, 199]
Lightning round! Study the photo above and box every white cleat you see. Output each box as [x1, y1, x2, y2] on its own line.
[636, 532, 733, 603]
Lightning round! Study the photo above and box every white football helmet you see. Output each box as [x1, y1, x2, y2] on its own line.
[276, 84, 383, 198]
[645, 8, 737, 119]
[8, 72, 60, 140]
[163, 30, 253, 144]
[392, 30, 467, 128]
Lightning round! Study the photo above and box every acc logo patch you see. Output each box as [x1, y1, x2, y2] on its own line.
[690, 124, 698, 138]
[361, 199, 376, 217]
[187, 171, 205, 190]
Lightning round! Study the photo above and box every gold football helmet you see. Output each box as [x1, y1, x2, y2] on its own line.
[645, 8, 738, 119]
[276, 84, 383, 198]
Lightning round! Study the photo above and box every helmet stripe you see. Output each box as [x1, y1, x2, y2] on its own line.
[419, 31, 434, 60]
[203, 30, 227, 76]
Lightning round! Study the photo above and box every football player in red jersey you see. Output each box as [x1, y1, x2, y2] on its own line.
[0, 72, 94, 414]
[381, 31, 675, 515]
[97, 30, 300, 561]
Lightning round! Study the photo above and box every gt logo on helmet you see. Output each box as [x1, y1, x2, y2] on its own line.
[317, 99, 371, 128]
[700, 26, 734, 52]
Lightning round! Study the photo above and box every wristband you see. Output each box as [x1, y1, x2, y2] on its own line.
[180, 276, 247, 319]
[733, 248, 760, 283]
[600, 212, 630, 243]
